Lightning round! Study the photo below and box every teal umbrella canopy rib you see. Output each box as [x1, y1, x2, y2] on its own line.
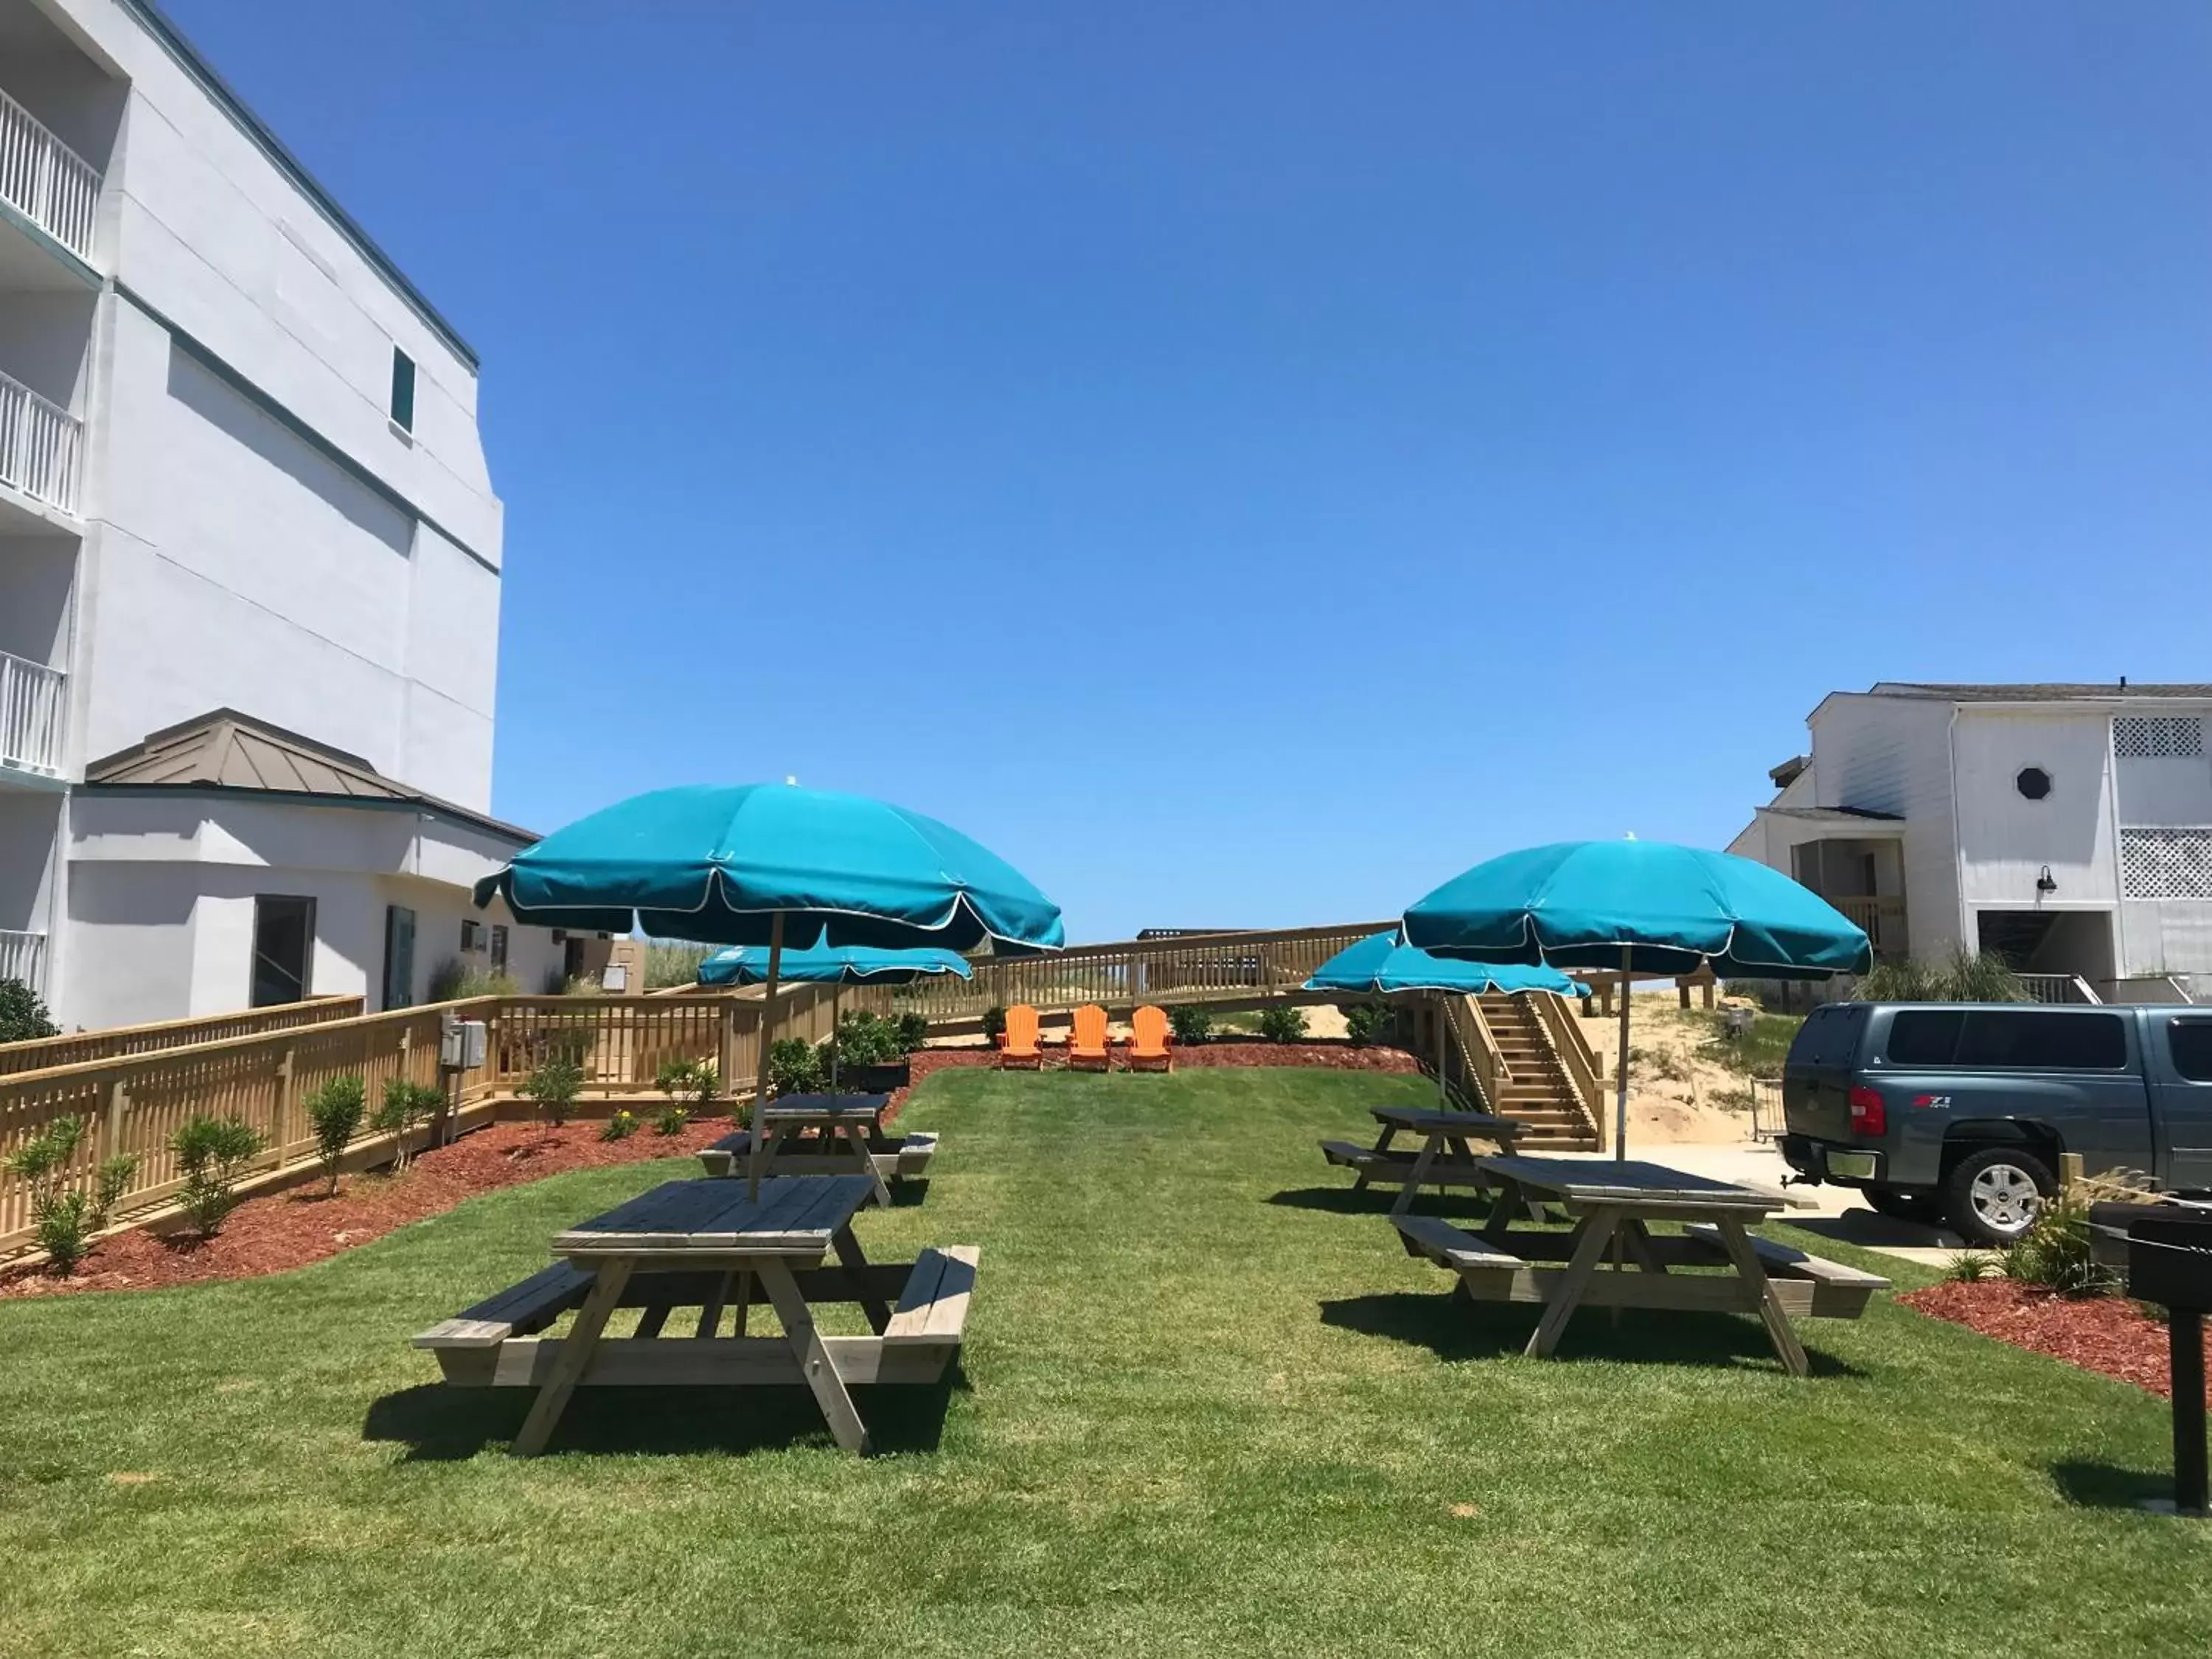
[1304, 931, 1588, 997]
[698, 943, 974, 988]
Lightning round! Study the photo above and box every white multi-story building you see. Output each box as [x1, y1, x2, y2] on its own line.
[1730, 682, 2212, 1000]
[0, 0, 559, 1028]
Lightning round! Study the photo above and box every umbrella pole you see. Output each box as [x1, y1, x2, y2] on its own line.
[1435, 998, 1447, 1107]
[749, 911, 786, 1200]
[831, 984, 841, 1091]
[1615, 944, 1632, 1161]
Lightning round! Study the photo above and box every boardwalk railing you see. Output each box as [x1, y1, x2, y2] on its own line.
[892, 921, 1389, 1023]
[1438, 993, 1506, 1110]
[0, 84, 101, 262]
[0, 367, 83, 515]
[0, 994, 364, 1079]
[0, 648, 66, 776]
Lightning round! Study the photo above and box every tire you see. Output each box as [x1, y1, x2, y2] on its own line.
[1943, 1147, 2056, 1247]
[1864, 1186, 1946, 1226]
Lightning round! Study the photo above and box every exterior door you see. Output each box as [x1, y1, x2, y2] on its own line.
[251, 895, 316, 1008]
[383, 905, 417, 1011]
[2153, 1015, 2212, 1191]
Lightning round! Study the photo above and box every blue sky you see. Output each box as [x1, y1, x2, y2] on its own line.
[168, 1, 2212, 942]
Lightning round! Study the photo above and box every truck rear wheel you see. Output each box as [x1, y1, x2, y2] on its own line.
[1943, 1147, 2054, 1247]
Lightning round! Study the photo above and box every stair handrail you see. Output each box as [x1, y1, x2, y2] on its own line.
[1526, 990, 1608, 1152]
[1438, 992, 1509, 1110]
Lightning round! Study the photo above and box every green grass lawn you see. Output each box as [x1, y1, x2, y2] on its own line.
[2, 1068, 2207, 1658]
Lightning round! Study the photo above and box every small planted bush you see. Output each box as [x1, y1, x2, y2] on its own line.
[2001, 1191, 2115, 1298]
[172, 1114, 264, 1238]
[1946, 1251, 2001, 1283]
[1342, 1004, 1391, 1048]
[654, 1102, 689, 1137]
[302, 1074, 367, 1195]
[600, 1109, 639, 1142]
[374, 1078, 446, 1171]
[894, 1011, 930, 1053]
[981, 1006, 1007, 1046]
[1168, 1006, 1214, 1046]
[522, 1055, 585, 1128]
[821, 1010, 902, 1074]
[1257, 1006, 1309, 1045]
[767, 1037, 823, 1098]
[655, 1058, 723, 1115]
[2, 1115, 131, 1273]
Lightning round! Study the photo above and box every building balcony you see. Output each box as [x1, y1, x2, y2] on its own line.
[0, 647, 65, 782]
[0, 925, 42, 992]
[0, 82, 100, 267]
[1826, 894, 1908, 960]
[0, 366, 81, 518]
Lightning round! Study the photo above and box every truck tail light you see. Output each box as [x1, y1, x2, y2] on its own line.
[1848, 1085, 1887, 1137]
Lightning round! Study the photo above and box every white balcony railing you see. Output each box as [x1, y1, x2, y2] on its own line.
[0, 84, 100, 262]
[0, 928, 44, 995]
[0, 649, 65, 777]
[0, 368, 81, 515]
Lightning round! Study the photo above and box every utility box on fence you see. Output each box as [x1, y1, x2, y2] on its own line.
[439, 1018, 488, 1071]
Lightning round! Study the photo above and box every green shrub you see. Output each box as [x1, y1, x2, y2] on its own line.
[1857, 950, 2028, 1004]
[91, 1153, 137, 1231]
[2001, 1191, 2115, 1297]
[0, 976, 58, 1043]
[373, 1078, 445, 1170]
[1168, 1006, 1214, 1046]
[654, 1058, 722, 1113]
[1342, 1004, 1391, 1048]
[821, 1010, 902, 1073]
[1257, 1006, 1309, 1045]
[172, 1115, 264, 1238]
[3, 1115, 119, 1273]
[654, 1102, 689, 1136]
[894, 1011, 931, 1053]
[302, 1074, 367, 1195]
[522, 1055, 585, 1127]
[600, 1110, 639, 1141]
[644, 940, 712, 989]
[32, 1189, 95, 1273]
[981, 1006, 1007, 1045]
[428, 959, 518, 1002]
[767, 1037, 823, 1098]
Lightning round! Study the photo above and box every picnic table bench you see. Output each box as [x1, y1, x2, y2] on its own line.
[696, 1093, 937, 1205]
[1392, 1154, 1888, 1375]
[413, 1174, 978, 1455]
[1320, 1105, 1530, 1216]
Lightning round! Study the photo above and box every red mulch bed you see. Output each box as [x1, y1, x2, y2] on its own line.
[3, 1040, 1416, 1299]
[1902, 1279, 2211, 1405]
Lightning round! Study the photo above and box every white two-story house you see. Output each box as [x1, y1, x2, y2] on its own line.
[0, 0, 560, 1028]
[1730, 682, 2212, 1001]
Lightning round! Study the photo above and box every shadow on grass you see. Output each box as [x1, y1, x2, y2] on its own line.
[364, 1363, 967, 1461]
[1265, 1185, 1492, 1220]
[2050, 1458, 2182, 1512]
[1320, 1290, 1864, 1377]
[886, 1179, 931, 1209]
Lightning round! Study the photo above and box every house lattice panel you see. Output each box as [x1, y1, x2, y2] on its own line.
[2120, 827, 2212, 900]
[2113, 716, 2205, 759]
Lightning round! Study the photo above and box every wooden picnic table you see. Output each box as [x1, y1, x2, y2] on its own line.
[745, 1093, 895, 1206]
[1394, 1154, 1889, 1376]
[1319, 1105, 1528, 1214]
[412, 1175, 978, 1455]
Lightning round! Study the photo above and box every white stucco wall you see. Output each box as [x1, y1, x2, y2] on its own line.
[60, 790, 554, 1027]
[1809, 692, 1964, 955]
[1952, 710, 2118, 908]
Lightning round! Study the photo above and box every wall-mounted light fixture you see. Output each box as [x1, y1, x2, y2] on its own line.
[2036, 864, 2058, 897]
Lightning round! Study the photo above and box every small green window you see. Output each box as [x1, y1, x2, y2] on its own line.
[389, 347, 415, 432]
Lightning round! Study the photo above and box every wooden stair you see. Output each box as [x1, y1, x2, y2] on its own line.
[1475, 992, 1600, 1152]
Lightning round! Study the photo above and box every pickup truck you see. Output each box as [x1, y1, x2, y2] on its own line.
[1779, 1001, 2212, 1247]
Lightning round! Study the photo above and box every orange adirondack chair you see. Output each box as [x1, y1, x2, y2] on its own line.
[1127, 1004, 1173, 1072]
[998, 1004, 1043, 1069]
[1068, 1004, 1113, 1071]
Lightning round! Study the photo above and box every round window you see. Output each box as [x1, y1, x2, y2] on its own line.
[2015, 766, 2052, 801]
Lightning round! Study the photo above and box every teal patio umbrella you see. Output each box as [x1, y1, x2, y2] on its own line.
[1305, 931, 1590, 1105]
[698, 942, 973, 1089]
[474, 784, 1061, 1183]
[1401, 841, 1869, 1157]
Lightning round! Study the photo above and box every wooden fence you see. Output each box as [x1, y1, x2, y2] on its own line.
[891, 921, 1389, 1023]
[0, 994, 364, 1078]
[0, 981, 900, 1254]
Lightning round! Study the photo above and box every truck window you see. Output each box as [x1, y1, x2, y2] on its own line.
[2168, 1018, 2212, 1082]
[1787, 1004, 1867, 1068]
[1955, 1009, 2126, 1071]
[1885, 1010, 1963, 1065]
